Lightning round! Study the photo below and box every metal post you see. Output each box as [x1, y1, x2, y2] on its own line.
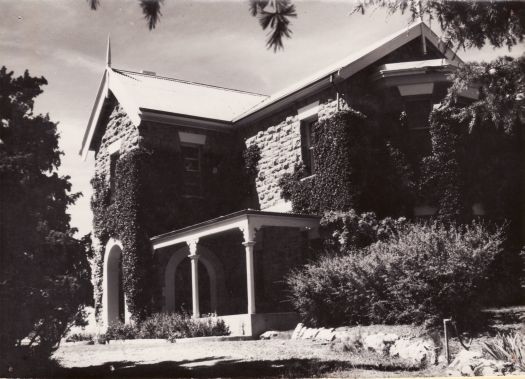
[443, 318, 451, 364]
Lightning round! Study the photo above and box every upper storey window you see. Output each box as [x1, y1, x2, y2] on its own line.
[405, 98, 433, 157]
[181, 144, 202, 197]
[109, 151, 120, 202]
[298, 101, 319, 177]
[300, 118, 317, 176]
[405, 98, 432, 130]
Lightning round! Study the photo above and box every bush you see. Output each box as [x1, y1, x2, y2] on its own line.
[65, 333, 95, 343]
[105, 322, 138, 340]
[287, 221, 503, 328]
[104, 313, 230, 341]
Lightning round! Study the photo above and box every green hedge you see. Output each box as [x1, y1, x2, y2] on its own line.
[287, 221, 503, 328]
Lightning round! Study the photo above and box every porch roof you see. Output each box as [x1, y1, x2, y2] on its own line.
[150, 209, 320, 250]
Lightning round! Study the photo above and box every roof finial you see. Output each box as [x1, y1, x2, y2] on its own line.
[418, 1, 427, 55]
[106, 34, 111, 68]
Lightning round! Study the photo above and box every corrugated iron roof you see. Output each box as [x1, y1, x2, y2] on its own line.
[81, 21, 463, 159]
[110, 69, 268, 122]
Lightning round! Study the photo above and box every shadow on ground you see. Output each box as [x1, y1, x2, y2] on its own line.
[29, 356, 421, 378]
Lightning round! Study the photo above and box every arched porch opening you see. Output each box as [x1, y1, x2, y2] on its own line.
[163, 245, 225, 316]
[102, 239, 130, 327]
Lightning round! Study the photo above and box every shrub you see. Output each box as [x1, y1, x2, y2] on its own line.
[104, 313, 230, 341]
[65, 333, 95, 343]
[482, 332, 525, 371]
[287, 221, 503, 328]
[105, 322, 138, 340]
[141, 312, 229, 341]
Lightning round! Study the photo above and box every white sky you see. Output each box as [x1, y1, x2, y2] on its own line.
[1, 0, 523, 237]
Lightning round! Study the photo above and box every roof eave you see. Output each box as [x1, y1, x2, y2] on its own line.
[139, 107, 234, 132]
[79, 69, 110, 161]
[232, 74, 334, 126]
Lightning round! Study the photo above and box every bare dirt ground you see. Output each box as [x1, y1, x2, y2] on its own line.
[51, 339, 441, 378]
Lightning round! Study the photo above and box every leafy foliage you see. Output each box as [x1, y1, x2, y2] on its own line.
[420, 106, 467, 223]
[279, 108, 414, 217]
[320, 210, 407, 252]
[422, 56, 524, 228]
[0, 66, 92, 371]
[104, 322, 138, 341]
[287, 221, 503, 328]
[91, 143, 258, 320]
[446, 55, 525, 136]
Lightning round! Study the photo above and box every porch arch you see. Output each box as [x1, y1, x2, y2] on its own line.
[163, 245, 225, 315]
[102, 239, 130, 328]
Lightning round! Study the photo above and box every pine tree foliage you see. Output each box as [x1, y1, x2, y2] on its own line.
[355, 0, 525, 50]
[87, 0, 524, 52]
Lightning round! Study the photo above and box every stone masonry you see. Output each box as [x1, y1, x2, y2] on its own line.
[245, 97, 346, 210]
[93, 103, 139, 180]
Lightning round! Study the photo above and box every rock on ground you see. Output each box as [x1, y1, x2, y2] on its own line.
[362, 333, 399, 355]
[389, 338, 437, 366]
[448, 349, 512, 376]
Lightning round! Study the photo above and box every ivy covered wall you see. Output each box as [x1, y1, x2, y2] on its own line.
[90, 110, 259, 320]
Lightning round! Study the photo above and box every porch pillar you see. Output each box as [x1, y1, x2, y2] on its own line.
[187, 239, 200, 318]
[241, 225, 256, 315]
[242, 241, 256, 314]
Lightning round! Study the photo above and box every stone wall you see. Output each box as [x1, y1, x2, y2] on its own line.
[244, 96, 346, 211]
[255, 226, 307, 313]
[93, 103, 139, 179]
[201, 230, 247, 316]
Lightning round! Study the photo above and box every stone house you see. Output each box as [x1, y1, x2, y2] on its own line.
[81, 21, 469, 336]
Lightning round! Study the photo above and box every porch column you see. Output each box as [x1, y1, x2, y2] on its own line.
[243, 241, 256, 314]
[187, 239, 200, 318]
[241, 225, 256, 314]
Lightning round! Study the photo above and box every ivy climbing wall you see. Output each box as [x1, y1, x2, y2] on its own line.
[244, 95, 345, 211]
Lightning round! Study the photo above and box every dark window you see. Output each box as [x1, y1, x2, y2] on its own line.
[109, 152, 119, 202]
[301, 119, 317, 175]
[405, 99, 432, 157]
[182, 144, 202, 196]
[406, 99, 432, 130]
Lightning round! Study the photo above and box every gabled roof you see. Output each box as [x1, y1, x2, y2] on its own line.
[232, 20, 462, 124]
[79, 68, 268, 159]
[80, 20, 463, 159]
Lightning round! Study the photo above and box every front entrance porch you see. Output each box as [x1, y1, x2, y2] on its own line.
[151, 209, 320, 336]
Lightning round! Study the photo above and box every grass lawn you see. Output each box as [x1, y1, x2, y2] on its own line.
[34, 307, 522, 377]
[47, 339, 446, 378]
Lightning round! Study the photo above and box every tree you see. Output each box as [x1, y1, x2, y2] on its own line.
[419, 56, 524, 304]
[355, 0, 525, 50]
[87, 0, 524, 52]
[0, 67, 92, 374]
[421, 55, 524, 224]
